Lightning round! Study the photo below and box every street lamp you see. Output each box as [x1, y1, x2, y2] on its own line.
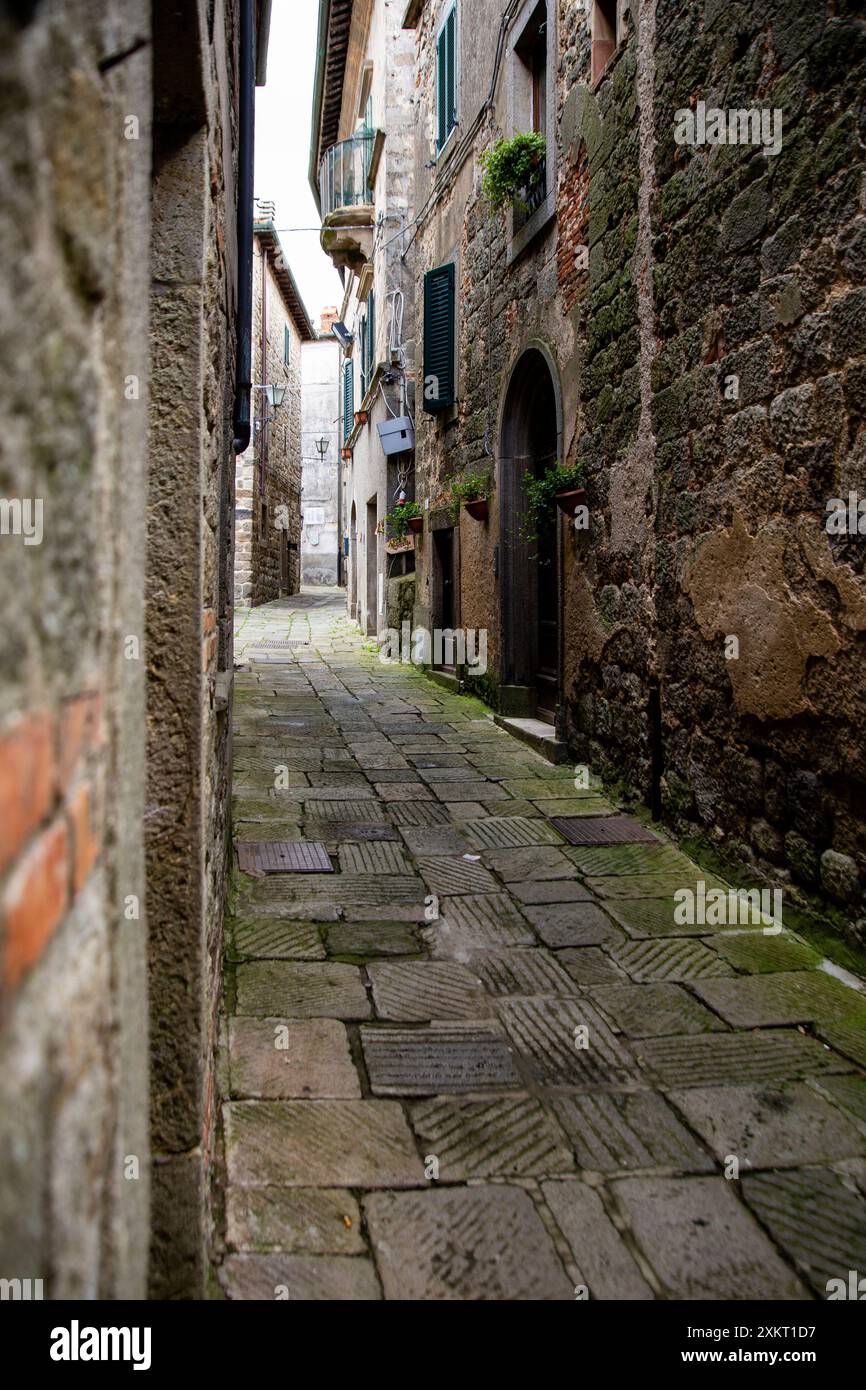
[315, 436, 330, 459]
[253, 382, 287, 431]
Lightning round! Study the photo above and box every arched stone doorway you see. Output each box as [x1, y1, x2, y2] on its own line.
[499, 346, 563, 722]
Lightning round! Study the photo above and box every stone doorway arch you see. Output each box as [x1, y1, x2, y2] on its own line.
[498, 344, 563, 722]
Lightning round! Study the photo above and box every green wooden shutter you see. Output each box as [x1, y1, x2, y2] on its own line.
[436, 25, 446, 151]
[366, 291, 376, 394]
[423, 263, 456, 414]
[445, 7, 456, 139]
[343, 359, 354, 443]
[283, 324, 291, 366]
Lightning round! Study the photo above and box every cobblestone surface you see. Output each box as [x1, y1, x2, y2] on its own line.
[214, 593, 866, 1300]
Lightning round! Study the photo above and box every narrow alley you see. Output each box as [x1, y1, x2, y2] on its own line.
[217, 592, 866, 1301]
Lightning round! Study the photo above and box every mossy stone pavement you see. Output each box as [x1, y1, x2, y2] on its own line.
[215, 592, 866, 1301]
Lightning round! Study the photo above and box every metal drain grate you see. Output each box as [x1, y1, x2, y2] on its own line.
[236, 841, 333, 873]
[248, 639, 311, 648]
[550, 815, 660, 846]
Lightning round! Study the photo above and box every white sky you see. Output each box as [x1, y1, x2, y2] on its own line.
[256, 0, 344, 329]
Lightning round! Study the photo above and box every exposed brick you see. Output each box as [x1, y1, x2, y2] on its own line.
[58, 691, 104, 789]
[67, 780, 101, 895]
[2, 819, 70, 989]
[0, 713, 54, 875]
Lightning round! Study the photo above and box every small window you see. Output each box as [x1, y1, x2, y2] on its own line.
[436, 4, 458, 154]
[283, 324, 291, 367]
[592, 1, 620, 84]
[423, 263, 456, 414]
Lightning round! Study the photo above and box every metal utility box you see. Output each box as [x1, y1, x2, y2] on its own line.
[377, 416, 415, 456]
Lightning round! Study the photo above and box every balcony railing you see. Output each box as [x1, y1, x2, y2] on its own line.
[514, 156, 548, 232]
[319, 131, 376, 218]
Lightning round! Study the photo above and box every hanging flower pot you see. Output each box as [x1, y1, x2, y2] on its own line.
[354, 409, 368, 426]
[464, 497, 489, 521]
[341, 447, 352, 461]
[555, 487, 587, 518]
[407, 514, 424, 534]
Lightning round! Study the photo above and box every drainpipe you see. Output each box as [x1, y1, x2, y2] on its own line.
[233, 0, 255, 454]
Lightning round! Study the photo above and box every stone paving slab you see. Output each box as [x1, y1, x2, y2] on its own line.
[496, 997, 635, 1088]
[563, 842, 700, 878]
[692, 970, 866, 1029]
[613, 1177, 808, 1299]
[361, 1023, 520, 1095]
[437, 892, 536, 946]
[552, 1091, 714, 1174]
[227, 1017, 360, 1099]
[397, 825, 472, 855]
[668, 1082, 866, 1169]
[741, 1166, 866, 1296]
[337, 841, 412, 874]
[592, 982, 728, 1038]
[416, 855, 499, 896]
[229, 919, 326, 961]
[462, 816, 566, 848]
[324, 921, 421, 958]
[541, 1181, 653, 1299]
[556, 947, 629, 985]
[226, 1188, 364, 1254]
[815, 1074, 866, 1130]
[483, 846, 576, 880]
[526, 902, 624, 949]
[586, 873, 730, 900]
[224, 1100, 424, 1186]
[605, 896, 716, 938]
[640, 1030, 854, 1089]
[468, 948, 580, 997]
[235, 962, 371, 1019]
[363, 1187, 573, 1300]
[707, 931, 822, 974]
[511, 879, 595, 905]
[367, 961, 492, 1022]
[220, 1254, 381, 1300]
[409, 1095, 575, 1179]
[611, 938, 735, 982]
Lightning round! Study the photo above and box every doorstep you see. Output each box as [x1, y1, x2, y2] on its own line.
[494, 714, 568, 765]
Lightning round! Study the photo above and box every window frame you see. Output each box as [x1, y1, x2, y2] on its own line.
[435, 2, 458, 160]
[506, 0, 557, 265]
[422, 261, 457, 416]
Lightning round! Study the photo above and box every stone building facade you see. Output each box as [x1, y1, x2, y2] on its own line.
[310, 0, 418, 635]
[301, 318, 343, 587]
[0, 0, 272, 1300]
[234, 216, 315, 607]
[403, 0, 866, 913]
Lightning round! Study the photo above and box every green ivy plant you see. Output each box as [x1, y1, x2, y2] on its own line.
[522, 460, 586, 542]
[385, 500, 422, 541]
[450, 469, 492, 519]
[480, 132, 547, 211]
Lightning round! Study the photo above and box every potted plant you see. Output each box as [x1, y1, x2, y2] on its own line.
[523, 461, 586, 541]
[480, 131, 547, 211]
[450, 469, 492, 522]
[384, 500, 423, 542]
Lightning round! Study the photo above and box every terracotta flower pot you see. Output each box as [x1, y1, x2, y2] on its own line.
[341, 447, 352, 461]
[407, 514, 424, 534]
[555, 487, 587, 517]
[355, 410, 368, 425]
[464, 497, 489, 521]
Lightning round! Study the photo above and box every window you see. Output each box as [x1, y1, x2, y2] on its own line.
[591, 1, 621, 85]
[343, 359, 354, 443]
[436, 4, 457, 154]
[423, 263, 456, 414]
[360, 291, 376, 401]
[283, 324, 291, 367]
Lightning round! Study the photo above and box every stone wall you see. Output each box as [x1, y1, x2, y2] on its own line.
[0, 0, 152, 1299]
[234, 233, 305, 607]
[408, 0, 866, 915]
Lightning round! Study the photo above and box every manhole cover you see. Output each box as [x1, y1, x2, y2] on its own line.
[550, 815, 660, 846]
[236, 841, 333, 874]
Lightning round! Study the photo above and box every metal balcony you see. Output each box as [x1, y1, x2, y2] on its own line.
[318, 131, 383, 274]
